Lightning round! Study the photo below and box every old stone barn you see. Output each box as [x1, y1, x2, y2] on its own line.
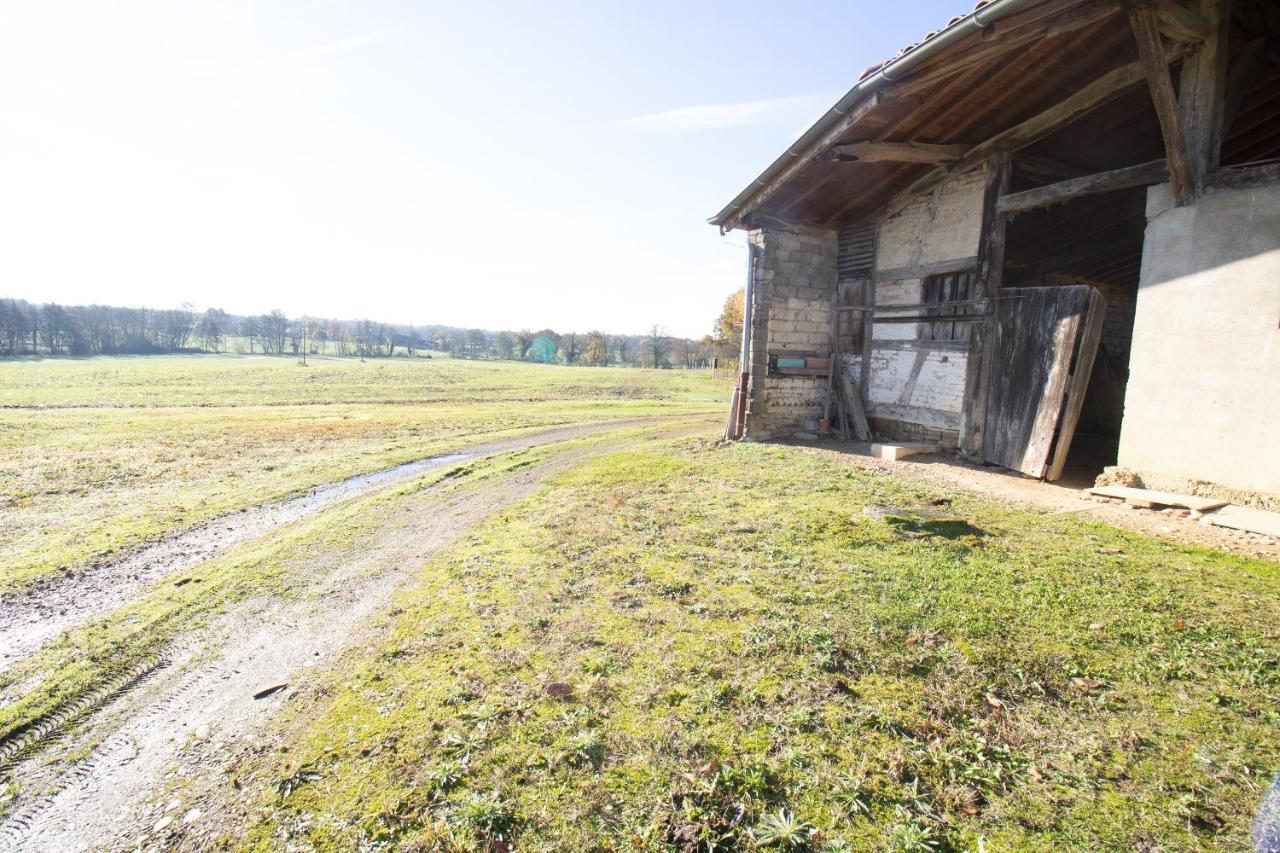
[715, 0, 1279, 506]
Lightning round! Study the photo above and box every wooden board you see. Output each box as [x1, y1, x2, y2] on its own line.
[838, 370, 872, 441]
[1087, 485, 1228, 512]
[1205, 506, 1280, 538]
[983, 285, 1100, 479]
[1045, 288, 1106, 482]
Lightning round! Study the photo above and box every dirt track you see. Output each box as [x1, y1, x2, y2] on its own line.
[0, 419, 671, 677]
[0, 418, 706, 852]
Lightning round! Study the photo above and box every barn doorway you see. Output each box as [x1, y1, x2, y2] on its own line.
[1002, 186, 1147, 486]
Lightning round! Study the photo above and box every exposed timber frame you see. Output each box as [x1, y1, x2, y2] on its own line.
[997, 159, 1170, 214]
[879, 40, 1188, 220]
[718, 92, 883, 233]
[1129, 3, 1195, 203]
[959, 150, 1012, 459]
[827, 141, 969, 164]
[1127, 0, 1232, 203]
[1154, 0, 1212, 42]
[1178, 0, 1232, 193]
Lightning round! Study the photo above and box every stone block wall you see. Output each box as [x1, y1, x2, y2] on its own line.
[744, 226, 838, 438]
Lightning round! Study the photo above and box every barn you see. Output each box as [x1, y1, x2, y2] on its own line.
[714, 0, 1279, 507]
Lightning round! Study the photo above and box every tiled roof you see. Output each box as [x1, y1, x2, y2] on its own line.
[858, 0, 998, 80]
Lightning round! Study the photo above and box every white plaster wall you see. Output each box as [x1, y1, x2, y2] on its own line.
[1118, 181, 1280, 500]
[848, 170, 983, 439]
[875, 171, 985, 270]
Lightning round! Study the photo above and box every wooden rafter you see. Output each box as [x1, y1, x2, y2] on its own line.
[884, 0, 1119, 99]
[1154, 0, 1212, 41]
[1177, 0, 1232, 192]
[828, 141, 969, 164]
[997, 159, 1170, 214]
[880, 43, 1185, 219]
[1129, 5, 1194, 204]
[721, 92, 883, 232]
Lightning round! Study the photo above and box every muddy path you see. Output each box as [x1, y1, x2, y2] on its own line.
[0, 418, 672, 673]
[0, 421, 711, 852]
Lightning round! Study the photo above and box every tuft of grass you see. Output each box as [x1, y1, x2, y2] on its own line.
[232, 438, 1280, 850]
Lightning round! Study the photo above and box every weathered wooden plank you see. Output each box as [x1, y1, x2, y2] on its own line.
[1155, 0, 1211, 42]
[1205, 505, 1280, 537]
[1088, 485, 1228, 511]
[997, 159, 1169, 214]
[830, 141, 969, 164]
[1130, 6, 1194, 204]
[1207, 161, 1280, 190]
[869, 338, 969, 352]
[722, 92, 884, 231]
[871, 313, 987, 325]
[1020, 293, 1084, 476]
[1177, 0, 1232, 193]
[981, 286, 1091, 477]
[883, 45, 1184, 219]
[839, 370, 872, 441]
[1045, 287, 1106, 481]
[959, 151, 1010, 458]
[884, 0, 1119, 99]
[872, 256, 979, 283]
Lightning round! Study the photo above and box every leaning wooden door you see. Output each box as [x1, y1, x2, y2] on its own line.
[983, 285, 1106, 479]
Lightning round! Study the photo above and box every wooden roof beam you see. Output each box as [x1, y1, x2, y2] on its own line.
[879, 42, 1187, 218]
[721, 91, 884, 231]
[1129, 4, 1195, 203]
[998, 159, 1170, 214]
[1177, 0, 1232, 192]
[827, 141, 969, 164]
[885, 0, 1119, 99]
[1154, 0, 1212, 42]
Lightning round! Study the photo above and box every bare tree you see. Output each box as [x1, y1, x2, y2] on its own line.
[646, 324, 670, 368]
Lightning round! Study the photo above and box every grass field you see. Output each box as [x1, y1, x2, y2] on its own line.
[3, 354, 1278, 850]
[0, 354, 726, 593]
[237, 438, 1280, 851]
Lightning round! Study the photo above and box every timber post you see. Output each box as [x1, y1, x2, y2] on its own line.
[960, 149, 1012, 460]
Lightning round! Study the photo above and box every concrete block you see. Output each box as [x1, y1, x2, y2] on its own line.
[870, 442, 941, 461]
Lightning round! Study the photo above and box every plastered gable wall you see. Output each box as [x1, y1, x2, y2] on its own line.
[744, 226, 838, 437]
[1118, 180, 1280, 504]
[851, 171, 985, 446]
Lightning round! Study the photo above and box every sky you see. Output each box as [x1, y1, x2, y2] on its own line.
[0, 1, 961, 338]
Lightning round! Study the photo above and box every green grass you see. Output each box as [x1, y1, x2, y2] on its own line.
[239, 438, 1280, 851]
[0, 424, 698, 764]
[0, 353, 728, 408]
[0, 354, 727, 591]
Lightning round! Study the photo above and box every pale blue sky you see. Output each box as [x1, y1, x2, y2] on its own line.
[0, 1, 960, 337]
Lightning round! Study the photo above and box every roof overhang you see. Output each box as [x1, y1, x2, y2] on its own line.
[708, 0, 1109, 232]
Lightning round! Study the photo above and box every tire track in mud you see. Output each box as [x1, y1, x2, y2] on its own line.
[0, 420, 711, 852]
[0, 418, 674, 674]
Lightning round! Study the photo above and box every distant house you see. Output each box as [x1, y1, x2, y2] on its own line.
[714, 0, 1279, 505]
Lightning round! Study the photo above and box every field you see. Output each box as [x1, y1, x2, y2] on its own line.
[1, 354, 1277, 851]
[0, 354, 724, 593]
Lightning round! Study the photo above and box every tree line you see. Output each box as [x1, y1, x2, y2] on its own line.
[0, 298, 732, 369]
